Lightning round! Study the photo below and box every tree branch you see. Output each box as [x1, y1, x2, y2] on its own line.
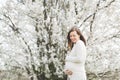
[3, 14, 19, 33]
[99, 0, 116, 10]
[79, 0, 116, 28]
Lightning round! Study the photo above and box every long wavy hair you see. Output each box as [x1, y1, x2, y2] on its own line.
[67, 26, 86, 50]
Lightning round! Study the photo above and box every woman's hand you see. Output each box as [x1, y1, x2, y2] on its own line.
[64, 69, 73, 75]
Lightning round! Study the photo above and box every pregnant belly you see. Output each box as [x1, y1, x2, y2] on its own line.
[64, 62, 85, 72]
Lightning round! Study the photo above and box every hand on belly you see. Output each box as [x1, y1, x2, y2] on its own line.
[64, 69, 73, 75]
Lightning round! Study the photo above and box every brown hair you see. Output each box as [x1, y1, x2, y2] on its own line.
[67, 26, 86, 50]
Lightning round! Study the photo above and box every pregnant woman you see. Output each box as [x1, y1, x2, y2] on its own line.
[64, 27, 87, 80]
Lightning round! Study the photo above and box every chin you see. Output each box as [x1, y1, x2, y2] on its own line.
[72, 41, 76, 43]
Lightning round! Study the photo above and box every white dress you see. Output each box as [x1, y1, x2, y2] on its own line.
[64, 40, 87, 80]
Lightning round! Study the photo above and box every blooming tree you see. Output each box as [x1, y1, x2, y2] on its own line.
[0, 0, 120, 80]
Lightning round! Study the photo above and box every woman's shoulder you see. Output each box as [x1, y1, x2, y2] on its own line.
[76, 40, 84, 45]
[74, 40, 86, 49]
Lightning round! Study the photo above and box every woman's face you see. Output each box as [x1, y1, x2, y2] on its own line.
[70, 31, 80, 43]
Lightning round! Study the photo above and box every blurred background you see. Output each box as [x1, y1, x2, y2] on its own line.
[0, 0, 120, 80]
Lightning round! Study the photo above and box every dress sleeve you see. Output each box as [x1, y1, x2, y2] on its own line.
[65, 41, 86, 63]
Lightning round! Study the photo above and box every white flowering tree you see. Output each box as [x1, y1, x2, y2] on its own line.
[0, 0, 68, 80]
[0, 0, 120, 80]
